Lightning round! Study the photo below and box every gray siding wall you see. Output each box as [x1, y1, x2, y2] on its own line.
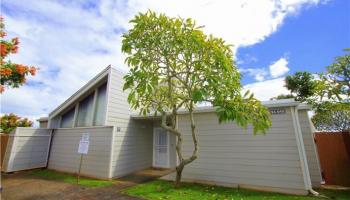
[49, 116, 60, 129]
[298, 110, 322, 187]
[39, 121, 48, 128]
[106, 68, 153, 178]
[48, 127, 113, 179]
[2, 128, 51, 172]
[166, 108, 308, 194]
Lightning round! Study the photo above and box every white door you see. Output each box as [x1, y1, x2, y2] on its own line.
[153, 128, 170, 168]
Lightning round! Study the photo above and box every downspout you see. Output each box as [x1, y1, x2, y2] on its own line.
[291, 107, 319, 196]
[108, 126, 116, 179]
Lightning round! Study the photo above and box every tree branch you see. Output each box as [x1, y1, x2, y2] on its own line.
[182, 103, 199, 165]
[160, 111, 180, 137]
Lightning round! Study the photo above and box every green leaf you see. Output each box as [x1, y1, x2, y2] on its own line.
[192, 89, 203, 103]
[121, 10, 272, 135]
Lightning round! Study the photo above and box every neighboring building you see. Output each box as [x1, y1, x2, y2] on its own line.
[2, 66, 322, 195]
[37, 117, 48, 128]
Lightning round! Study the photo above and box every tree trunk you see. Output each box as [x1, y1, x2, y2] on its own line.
[160, 107, 199, 188]
[173, 107, 198, 187]
[175, 164, 184, 187]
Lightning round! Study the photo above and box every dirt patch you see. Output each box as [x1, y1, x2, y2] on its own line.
[1, 168, 173, 200]
[1, 172, 139, 200]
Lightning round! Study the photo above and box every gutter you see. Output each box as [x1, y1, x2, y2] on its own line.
[131, 100, 303, 119]
[291, 107, 319, 196]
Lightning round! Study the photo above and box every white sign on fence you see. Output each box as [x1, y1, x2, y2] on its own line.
[78, 133, 90, 154]
[81, 133, 90, 142]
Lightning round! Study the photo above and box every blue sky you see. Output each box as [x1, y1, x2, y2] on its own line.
[237, 0, 350, 85]
[1, 0, 350, 123]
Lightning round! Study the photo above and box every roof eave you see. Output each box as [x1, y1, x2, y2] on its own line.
[49, 66, 111, 119]
[131, 99, 303, 119]
[37, 117, 49, 122]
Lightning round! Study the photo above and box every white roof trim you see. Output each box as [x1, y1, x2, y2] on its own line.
[261, 98, 300, 107]
[37, 117, 48, 122]
[49, 66, 111, 118]
[131, 99, 305, 119]
[297, 103, 312, 110]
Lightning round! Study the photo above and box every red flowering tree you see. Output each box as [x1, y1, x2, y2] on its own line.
[0, 16, 37, 93]
[0, 113, 33, 134]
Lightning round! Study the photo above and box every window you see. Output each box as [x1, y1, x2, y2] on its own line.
[58, 81, 108, 128]
[76, 93, 94, 127]
[60, 107, 75, 128]
[93, 83, 107, 126]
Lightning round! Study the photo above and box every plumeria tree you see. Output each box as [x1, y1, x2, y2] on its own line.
[122, 11, 271, 186]
[0, 113, 33, 134]
[0, 16, 37, 93]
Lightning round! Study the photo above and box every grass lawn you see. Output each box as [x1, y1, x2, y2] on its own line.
[30, 169, 114, 187]
[124, 180, 350, 200]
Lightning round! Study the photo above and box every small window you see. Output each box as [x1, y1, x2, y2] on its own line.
[76, 93, 94, 127]
[94, 83, 107, 126]
[60, 107, 75, 128]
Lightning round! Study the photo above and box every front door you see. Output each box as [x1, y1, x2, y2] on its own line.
[153, 128, 169, 168]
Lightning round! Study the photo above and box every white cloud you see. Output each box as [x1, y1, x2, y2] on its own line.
[1, 0, 127, 119]
[243, 77, 289, 100]
[269, 57, 290, 78]
[129, 0, 323, 48]
[239, 68, 268, 81]
[254, 73, 266, 82]
[1, 0, 325, 121]
[239, 56, 290, 81]
[236, 54, 258, 65]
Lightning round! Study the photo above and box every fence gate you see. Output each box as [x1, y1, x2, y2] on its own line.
[315, 132, 350, 186]
[1, 128, 52, 172]
[1, 134, 9, 168]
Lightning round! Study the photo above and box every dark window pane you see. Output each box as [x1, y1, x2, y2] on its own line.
[94, 83, 107, 126]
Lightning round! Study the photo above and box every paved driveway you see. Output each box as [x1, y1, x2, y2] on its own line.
[1, 168, 173, 200]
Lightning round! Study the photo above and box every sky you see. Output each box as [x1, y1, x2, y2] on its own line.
[1, 0, 350, 123]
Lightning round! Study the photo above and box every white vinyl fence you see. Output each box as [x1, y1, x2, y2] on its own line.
[1, 128, 52, 172]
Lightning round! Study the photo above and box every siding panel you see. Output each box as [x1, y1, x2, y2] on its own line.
[106, 68, 153, 178]
[163, 110, 307, 194]
[298, 110, 322, 187]
[2, 128, 51, 172]
[48, 127, 113, 179]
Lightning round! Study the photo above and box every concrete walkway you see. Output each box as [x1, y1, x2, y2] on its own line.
[1, 168, 173, 200]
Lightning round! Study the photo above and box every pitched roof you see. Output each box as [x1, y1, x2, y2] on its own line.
[49, 66, 111, 118]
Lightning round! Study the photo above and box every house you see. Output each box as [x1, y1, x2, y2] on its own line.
[37, 117, 48, 128]
[2, 66, 322, 195]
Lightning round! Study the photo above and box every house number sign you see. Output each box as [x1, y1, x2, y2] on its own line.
[269, 108, 286, 115]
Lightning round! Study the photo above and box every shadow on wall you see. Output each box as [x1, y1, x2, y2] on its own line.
[47, 127, 114, 179]
[111, 118, 154, 178]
